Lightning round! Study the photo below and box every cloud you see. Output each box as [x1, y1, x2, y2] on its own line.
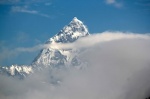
[105, 0, 122, 8]
[15, 44, 44, 52]
[43, 31, 150, 50]
[11, 6, 38, 14]
[0, 32, 150, 99]
[2, 31, 147, 59]
[13, 31, 150, 52]
[11, 6, 50, 18]
[1, 31, 149, 65]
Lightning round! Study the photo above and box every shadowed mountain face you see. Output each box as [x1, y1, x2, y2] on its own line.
[0, 17, 90, 78]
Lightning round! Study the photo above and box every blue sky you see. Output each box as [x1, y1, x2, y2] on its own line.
[0, 0, 150, 66]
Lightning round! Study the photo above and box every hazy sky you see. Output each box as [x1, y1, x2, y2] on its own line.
[0, 0, 150, 66]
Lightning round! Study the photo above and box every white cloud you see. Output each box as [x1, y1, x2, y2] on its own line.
[0, 32, 150, 99]
[13, 31, 150, 52]
[11, 6, 50, 18]
[7, 31, 148, 54]
[45, 31, 150, 50]
[105, 0, 122, 8]
[1, 31, 149, 64]
[11, 6, 38, 14]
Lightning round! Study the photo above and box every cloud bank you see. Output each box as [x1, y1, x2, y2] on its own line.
[15, 31, 150, 51]
[0, 31, 150, 99]
[11, 6, 50, 18]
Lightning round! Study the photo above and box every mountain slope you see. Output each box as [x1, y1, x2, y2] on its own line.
[32, 17, 89, 69]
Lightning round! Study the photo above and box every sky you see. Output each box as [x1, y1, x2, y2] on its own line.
[0, 0, 150, 66]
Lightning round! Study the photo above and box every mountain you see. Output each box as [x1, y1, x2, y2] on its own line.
[46, 17, 89, 43]
[0, 17, 89, 78]
[32, 17, 89, 69]
[0, 65, 33, 79]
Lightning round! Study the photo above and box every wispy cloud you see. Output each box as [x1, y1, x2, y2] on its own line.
[105, 0, 122, 8]
[11, 6, 38, 14]
[16, 44, 44, 52]
[11, 6, 50, 18]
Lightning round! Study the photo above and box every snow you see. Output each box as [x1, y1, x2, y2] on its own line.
[72, 32, 83, 38]
[71, 17, 83, 24]
[10, 65, 15, 75]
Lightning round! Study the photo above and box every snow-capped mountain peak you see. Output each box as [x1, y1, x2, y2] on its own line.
[70, 17, 84, 25]
[0, 17, 89, 77]
[32, 17, 90, 68]
[72, 17, 79, 21]
[46, 17, 89, 43]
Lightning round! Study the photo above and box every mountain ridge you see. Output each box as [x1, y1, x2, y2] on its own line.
[32, 17, 89, 68]
[0, 17, 90, 78]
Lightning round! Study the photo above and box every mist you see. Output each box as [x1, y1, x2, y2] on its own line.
[0, 32, 150, 99]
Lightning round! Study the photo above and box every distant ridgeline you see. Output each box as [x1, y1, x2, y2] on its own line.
[0, 65, 33, 79]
